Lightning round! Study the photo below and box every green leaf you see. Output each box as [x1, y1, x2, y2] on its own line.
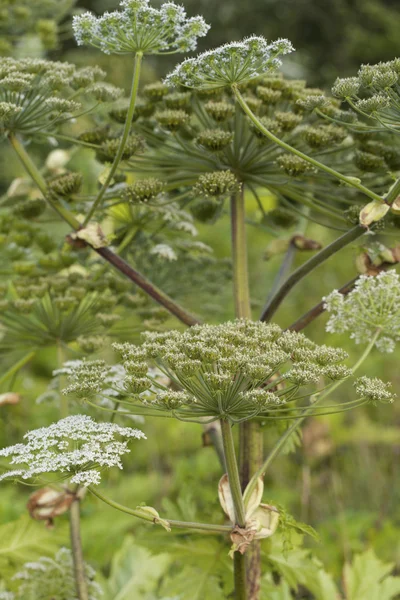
[140, 535, 232, 600]
[160, 566, 226, 600]
[262, 578, 293, 600]
[265, 535, 338, 600]
[103, 536, 171, 600]
[343, 549, 400, 600]
[0, 516, 62, 577]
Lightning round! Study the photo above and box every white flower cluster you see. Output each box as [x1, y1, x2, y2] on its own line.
[354, 376, 395, 404]
[324, 270, 400, 352]
[2, 548, 103, 600]
[0, 415, 145, 486]
[164, 36, 294, 90]
[73, 0, 209, 55]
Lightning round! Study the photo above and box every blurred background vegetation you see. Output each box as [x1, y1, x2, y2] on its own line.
[1, 0, 400, 598]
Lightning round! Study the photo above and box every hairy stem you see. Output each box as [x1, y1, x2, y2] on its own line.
[232, 86, 382, 203]
[70, 498, 89, 600]
[230, 189, 261, 598]
[95, 247, 200, 326]
[220, 420, 247, 526]
[243, 330, 380, 505]
[234, 552, 248, 600]
[88, 486, 232, 533]
[83, 52, 143, 225]
[260, 226, 365, 322]
[220, 419, 248, 600]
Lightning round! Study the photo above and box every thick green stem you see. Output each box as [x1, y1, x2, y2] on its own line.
[234, 552, 248, 600]
[230, 189, 261, 599]
[232, 86, 382, 203]
[260, 226, 365, 322]
[220, 419, 246, 527]
[88, 486, 231, 533]
[231, 190, 251, 319]
[220, 419, 248, 600]
[70, 499, 89, 600]
[83, 52, 143, 225]
[243, 330, 380, 505]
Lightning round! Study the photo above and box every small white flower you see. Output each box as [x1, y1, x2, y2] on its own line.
[150, 243, 178, 261]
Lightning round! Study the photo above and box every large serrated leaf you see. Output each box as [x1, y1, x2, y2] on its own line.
[103, 536, 170, 600]
[343, 549, 400, 600]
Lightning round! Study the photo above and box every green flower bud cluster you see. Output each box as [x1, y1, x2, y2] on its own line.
[97, 134, 145, 163]
[47, 172, 83, 198]
[301, 124, 347, 149]
[324, 270, 400, 353]
[0, 58, 122, 136]
[154, 108, 190, 131]
[63, 319, 388, 423]
[276, 154, 317, 177]
[192, 171, 241, 198]
[204, 100, 235, 122]
[331, 59, 400, 132]
[122, 178, 165, 203]
[196, 129, 233, 151]
[73, 0, 209, 56]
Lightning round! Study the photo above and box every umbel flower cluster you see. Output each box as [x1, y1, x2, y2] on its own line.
[0, 415, 146, 486]
[164, 36, 294, 89]
[0, 548, 102, 600]
[331, 59, 400, 132]
[324, 270, 400, 353]
[0, 58, 122, 136]
[73, 0, 209, 55]
[63, 320, 395, 424]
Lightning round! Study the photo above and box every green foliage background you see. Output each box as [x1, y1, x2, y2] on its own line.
[1, 0, 400, 598]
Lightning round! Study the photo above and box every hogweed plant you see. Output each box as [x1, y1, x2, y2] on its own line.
[0, 1, 399, 599]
